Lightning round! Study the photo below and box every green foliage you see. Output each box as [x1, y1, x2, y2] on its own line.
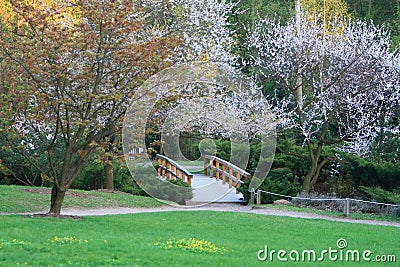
[131, 164, 193, 205]
[72, 159, 147, 196]
[0, 134, 63, 187]
[369, 115, 400, 163]
[272, 153, 309, 179]
[198, 139, 217, 156]
[230, 0, 294, 73]
[328, 174, 354, 198]
[239, 168, 301, 204]
[341, 155, 400, 190]
[346, 0, 400, 47]
[358, 186, 400, 204]
[71, 160, 105, 190]
[113, 161, 148, 196]
[142, 178, 192, 205]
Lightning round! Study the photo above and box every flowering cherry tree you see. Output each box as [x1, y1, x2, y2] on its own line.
[0, 0, 177, 214]
[168, 0, 238, 64]
[248, 15, 400, 192]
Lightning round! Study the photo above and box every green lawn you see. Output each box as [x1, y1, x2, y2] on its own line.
[0, 185, 162, 213]
[0, 211, 399, 266]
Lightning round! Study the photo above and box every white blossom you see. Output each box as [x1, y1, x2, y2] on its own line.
[248, 15, 400, 156]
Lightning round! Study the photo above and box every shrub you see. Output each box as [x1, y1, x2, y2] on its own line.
[358, 186, 400, 204]
[131, 164, 193, 205]
[238, 168, 301, 204]
[342, 155, 400, 190]
[113, 162, 147, 195]
[71, 160, 104, 190]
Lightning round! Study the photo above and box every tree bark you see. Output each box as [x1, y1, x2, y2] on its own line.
[302, 156, 330, 193]
[104, 155, 114, 190]
[303, 164, 316, 193]
[49, 185, 66, 215]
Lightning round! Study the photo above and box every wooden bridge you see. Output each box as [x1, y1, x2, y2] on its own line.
[156, 154, 251, 204]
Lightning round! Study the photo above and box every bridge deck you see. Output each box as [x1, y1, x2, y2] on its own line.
[189, 174, 245, 203]
[155, 158, 248, 205]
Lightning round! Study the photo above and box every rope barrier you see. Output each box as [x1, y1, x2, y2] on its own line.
[257, 190, 343, 202]
[256, 190, 400, 208]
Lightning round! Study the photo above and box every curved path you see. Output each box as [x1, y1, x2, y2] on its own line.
[58, 204, 400, 228]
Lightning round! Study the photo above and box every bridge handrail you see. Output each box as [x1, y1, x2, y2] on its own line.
[203, 155, 251, 176]
[156, 154, 193, 186]
[203, 155, 251, 190]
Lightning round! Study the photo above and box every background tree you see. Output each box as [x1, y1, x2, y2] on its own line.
[137, 0, 240, 156]
[0, 0, 178, 214]
[346, 0, 400, 47]
[301, 0, 350, 22]
[169, 0, 238, 64]
[248, 15, 400, 192]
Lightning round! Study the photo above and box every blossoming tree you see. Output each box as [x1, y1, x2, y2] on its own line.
[248, 15, 400, 192]
[0, 0, 178, 214]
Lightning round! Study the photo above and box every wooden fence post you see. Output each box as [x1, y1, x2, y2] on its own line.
[166, 162, 170, 179]
[161, 159, 166, 178]
[203, 157, 208, 176]
[157, 157, 161, 176]
[209, 159, 214, 178]
[250, 188, 255, 204]
[221, 165, 226, 184]
[171, 165, 176, 180]
[215, 161, 220, 180]
[256, 190, 262, 206]
[344, 198, 351, 217]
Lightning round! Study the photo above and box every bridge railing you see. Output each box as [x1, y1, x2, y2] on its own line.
[203, 155, 251, 192]
[156, 154, 193, 186]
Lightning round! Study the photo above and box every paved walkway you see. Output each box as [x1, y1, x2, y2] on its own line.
[57, 204, 400, 228]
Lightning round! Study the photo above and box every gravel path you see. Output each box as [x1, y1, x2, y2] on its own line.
[57, 204, 400, 228]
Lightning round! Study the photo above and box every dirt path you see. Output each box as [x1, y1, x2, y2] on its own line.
[56, 204, 400, 228]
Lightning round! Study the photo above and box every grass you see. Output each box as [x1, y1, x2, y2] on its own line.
[1, 184, 399, 223]
[0, 211, 399, 266]
[255, 204, 400, 223]
[0, 185, 163, 213]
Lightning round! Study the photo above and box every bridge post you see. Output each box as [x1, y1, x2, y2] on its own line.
[256, 190, 262, 205]
[203, 157, 207, 176]
[221, 165, 226, 184]
[171, 165, 176, 180]
[250, 188, 255, 203]
[235, 173, 241, 193]
[166, 162, 170, 180]
[157, 158, 161, 177]
[156, 154, 193, 187]
[161, 159, 166, 178]
[209, 159, 214, 178]
[228, 168, 233, 188]
[215, 161, 220, 180]
[344, 198, 351, 217]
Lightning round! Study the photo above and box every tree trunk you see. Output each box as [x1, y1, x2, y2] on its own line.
[302, 171, 319, 193]
[48, 185, 66, 215]
[104, 155, 114, 190]
[302, 156, 330, 193]
[302, 165, 316, 193]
